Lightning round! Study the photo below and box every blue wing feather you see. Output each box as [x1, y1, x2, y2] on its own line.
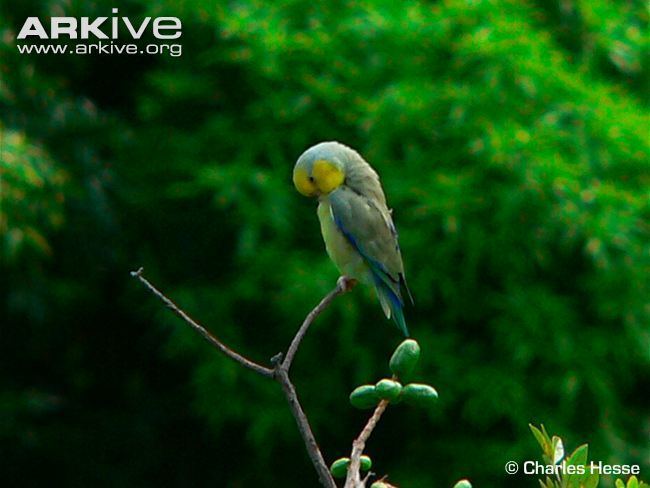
[332, 213, 409, 336]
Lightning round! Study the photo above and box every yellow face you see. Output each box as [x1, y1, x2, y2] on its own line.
[293, 159, 345, 197]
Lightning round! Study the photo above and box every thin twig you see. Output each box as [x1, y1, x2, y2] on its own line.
[345, 400, 390, 488]
[282, 278, 348, 371]
[275, 367, 337, 488]
[131, 267, 343, 488]
[130, 267, 274, 377]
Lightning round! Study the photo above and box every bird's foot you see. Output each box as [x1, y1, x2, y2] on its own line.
[337, 276, 358, 293]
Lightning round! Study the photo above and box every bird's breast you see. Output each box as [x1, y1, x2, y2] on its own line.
[317, 198, 369, 281]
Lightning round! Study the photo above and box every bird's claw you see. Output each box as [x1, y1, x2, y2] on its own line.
[337, 276, 358, 293]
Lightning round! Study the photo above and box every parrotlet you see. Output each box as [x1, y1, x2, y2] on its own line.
[292, 141, 412, 336]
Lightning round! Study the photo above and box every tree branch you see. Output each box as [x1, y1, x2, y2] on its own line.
[130, 267, 274, 377]
[344, 399, 390, 488]
[275, 365, 337, 488]
[130, 267, 342, 488]
[282, 276, 353, 371]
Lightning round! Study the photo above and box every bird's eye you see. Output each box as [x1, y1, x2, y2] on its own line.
[308, 176, 315, 183]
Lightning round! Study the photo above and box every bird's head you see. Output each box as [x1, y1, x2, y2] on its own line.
[293, 142, 347, 197]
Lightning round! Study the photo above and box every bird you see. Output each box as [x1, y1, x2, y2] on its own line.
[292, 141, 412, 336]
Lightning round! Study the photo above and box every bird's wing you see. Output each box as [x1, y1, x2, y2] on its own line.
[329, 187, 403, 274]
[328, 187, 410, 335]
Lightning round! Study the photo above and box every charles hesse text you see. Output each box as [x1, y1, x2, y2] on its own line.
[524, 460, 641, 476]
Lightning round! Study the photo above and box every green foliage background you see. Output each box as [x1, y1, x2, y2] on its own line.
[1, 0, 648, 486]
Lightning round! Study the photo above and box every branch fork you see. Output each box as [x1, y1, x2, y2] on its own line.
[132, 268, 381, 488]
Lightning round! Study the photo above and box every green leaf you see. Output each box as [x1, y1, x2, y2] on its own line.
[530, 423, 551, 455]
[540, 476, 559, 488]
[582, 472, 599, 488]
[564, 444, 589, 488]
[565, 443, 588, 466]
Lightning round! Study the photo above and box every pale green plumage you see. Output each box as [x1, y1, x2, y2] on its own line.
[317, 198, 370, 282]
[294, 141, 411, 336]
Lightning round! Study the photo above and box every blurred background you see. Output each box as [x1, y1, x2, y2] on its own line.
[1, 0, 648, 486]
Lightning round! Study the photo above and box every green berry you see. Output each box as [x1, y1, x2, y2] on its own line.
[453, 480, 472, 488]
[389, 339, 420, 380]
[330, 455, 372, 478]
[330, 458, 350, 478]
[375, 379, 402, 401]
[402, 383, 438, 408]
[350, 385, 380, 409]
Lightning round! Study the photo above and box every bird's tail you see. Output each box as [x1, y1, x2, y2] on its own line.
[374, 277, 409, 337]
